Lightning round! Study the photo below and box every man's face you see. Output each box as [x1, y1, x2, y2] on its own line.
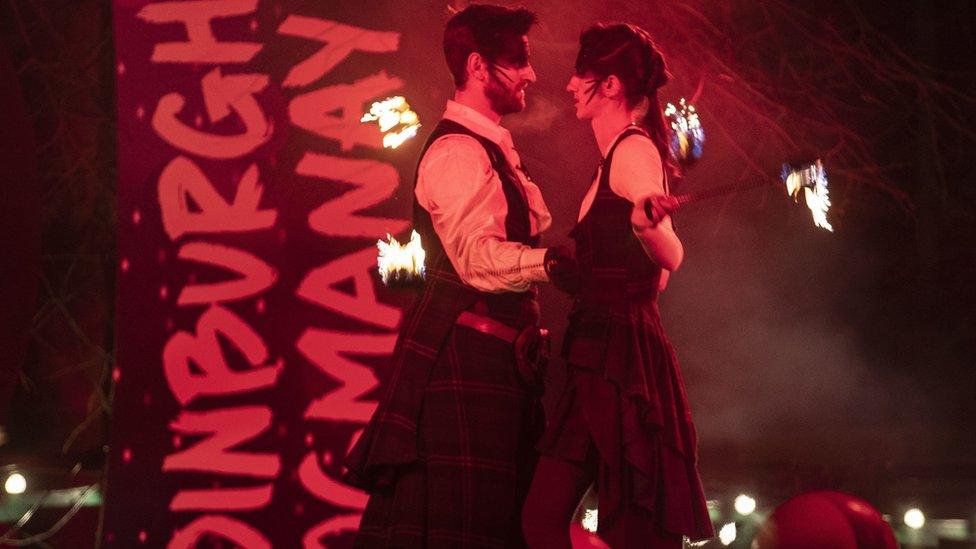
[485, 35, 537, 115]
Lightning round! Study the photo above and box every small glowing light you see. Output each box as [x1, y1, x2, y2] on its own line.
[377, 231, 426, 286]
[361, 96, 422, 149]
[782, 159, 833, 232]
[582, 508, 599, 533]
[4, 472, 26, 494]
[904, 508, 925, 530]
[665, 97, 705, 166]
[719, 522, 737, 546]
[734, 494, 757, 515]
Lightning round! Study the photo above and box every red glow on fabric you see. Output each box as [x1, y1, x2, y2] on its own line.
[277, 15, 399, 88]
[163, 305, 282, 405]
[296, 329, 395, 423]
[300, 154, 409, 238]
[175, 243, 276, 305]
[158, 156, 276, 239]
[163, 406, 280, 477]
[297, 248, 402, 329]
[112, 2, 408, 544]
[168, 515, 271, 549]
[136, 0, 262, 64]
[151, 69, 271, 159]
[289, 72, 403, 152]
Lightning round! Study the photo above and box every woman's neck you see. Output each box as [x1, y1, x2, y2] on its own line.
[591, 108, 637, 157]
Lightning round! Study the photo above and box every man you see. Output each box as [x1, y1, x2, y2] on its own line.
[343, 4, 576, 547]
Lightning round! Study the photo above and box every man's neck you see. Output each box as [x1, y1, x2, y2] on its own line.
[453, 87, 502, 125]
[591, 108, 636, 157]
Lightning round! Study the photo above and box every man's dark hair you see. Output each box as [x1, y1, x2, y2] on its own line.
[444, 4, 537, 88]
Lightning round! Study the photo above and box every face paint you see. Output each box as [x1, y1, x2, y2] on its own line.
[483, 34, 533, 115]
[495, 33, 530, 68]
[582, 78, 601, 104]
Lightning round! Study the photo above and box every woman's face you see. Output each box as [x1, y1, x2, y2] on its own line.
[566, 73, 603, 120]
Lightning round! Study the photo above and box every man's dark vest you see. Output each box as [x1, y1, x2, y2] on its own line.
[342, 118, 539, 491]
[412, 118, 539, 321]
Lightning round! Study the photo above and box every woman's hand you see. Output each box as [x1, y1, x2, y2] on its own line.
[631, 194, 679, 230]
[630, 194, 683, 272]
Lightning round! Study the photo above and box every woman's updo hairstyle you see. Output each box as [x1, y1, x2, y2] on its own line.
[575, 23, 678, 180]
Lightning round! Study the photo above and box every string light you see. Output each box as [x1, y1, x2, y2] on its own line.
[734, 493, 757, 515]
[719, 522, 737, 546]
[904, 508, 925, 530]
[4, 472, 27, 495]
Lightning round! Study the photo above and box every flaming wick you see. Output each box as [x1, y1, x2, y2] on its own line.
[361, 96, 422, 150]
[377, 230, 426, 286]
[643, 159, 833, 232]
[781, 160, 833, 232]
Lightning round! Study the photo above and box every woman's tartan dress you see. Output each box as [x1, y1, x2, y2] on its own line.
[537, 127, 714, 543]
[343, 119, 545, 548]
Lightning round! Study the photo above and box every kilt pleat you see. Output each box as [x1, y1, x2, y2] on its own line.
[354, 323, 543, 548]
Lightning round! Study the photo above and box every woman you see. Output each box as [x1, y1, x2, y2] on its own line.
[522, 24, 713, 548]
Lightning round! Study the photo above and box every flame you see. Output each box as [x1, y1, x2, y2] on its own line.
[377, 230, 426, 285]
[782, 159, 833, 232]
[361, 96, 422, 149]
[383, 124, 421, 149]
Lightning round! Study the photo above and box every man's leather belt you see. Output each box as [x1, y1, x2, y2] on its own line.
[455, 311, 519, 342]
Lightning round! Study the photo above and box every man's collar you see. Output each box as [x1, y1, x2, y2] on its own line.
[443, 100, 511, 147]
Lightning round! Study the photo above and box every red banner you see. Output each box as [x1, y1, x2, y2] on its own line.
[107, 1, 430, 546]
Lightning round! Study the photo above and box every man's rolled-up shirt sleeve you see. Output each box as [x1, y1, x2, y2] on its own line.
[416, 135, 548, 293]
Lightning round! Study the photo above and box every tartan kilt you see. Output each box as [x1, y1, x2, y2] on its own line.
[353, 317, 544, 548]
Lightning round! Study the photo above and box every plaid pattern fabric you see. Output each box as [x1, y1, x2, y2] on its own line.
[538, 127, 713, 541]
[344, 119, 543, 547]
[355, 316, 543, 548]
[571, 127, 663, 304]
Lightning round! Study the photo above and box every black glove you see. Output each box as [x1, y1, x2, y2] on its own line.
[544, 245, 581, 295]
[639, 194, 680, 228]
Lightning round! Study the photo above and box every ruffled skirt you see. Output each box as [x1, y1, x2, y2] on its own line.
[537, 300, 713, 541]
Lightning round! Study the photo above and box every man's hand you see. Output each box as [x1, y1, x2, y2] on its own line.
[544, 245, 581, 295]
[632, 194, 679, 230]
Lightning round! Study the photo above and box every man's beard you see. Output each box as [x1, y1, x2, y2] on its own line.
[485, 74, 524, 116]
